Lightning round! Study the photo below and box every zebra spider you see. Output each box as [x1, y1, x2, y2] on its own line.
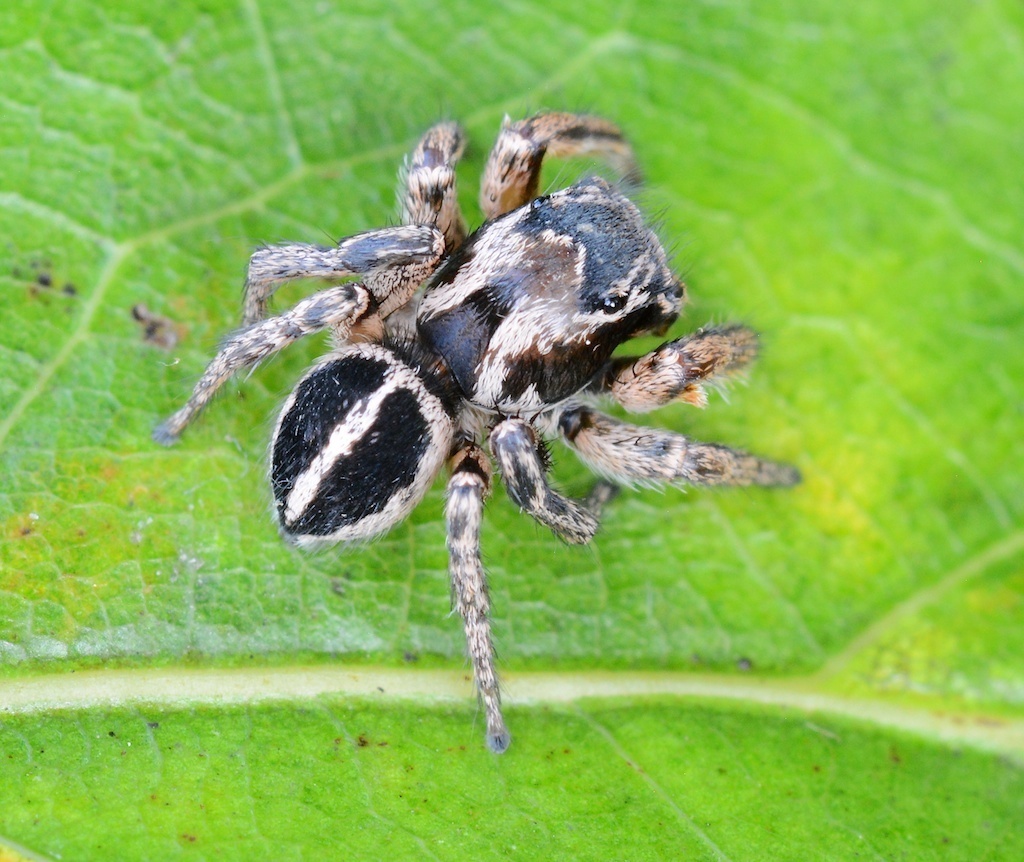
[154, 113, 799, 753]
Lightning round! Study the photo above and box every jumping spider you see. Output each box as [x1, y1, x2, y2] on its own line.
[154, 113, 799, 753]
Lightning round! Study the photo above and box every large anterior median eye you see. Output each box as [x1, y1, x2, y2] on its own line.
[270, 343, 455, 548]
[602, 292, 628, 313]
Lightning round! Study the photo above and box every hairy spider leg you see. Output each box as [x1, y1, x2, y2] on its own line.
[156, 226, 443, 444]
[400, 120, 468, 251]
[480, 112, 640, 220]
[242, 225, 444, 326]
[558, 407, 801, 488]
[489, 418, 600, 544]
[445, 444, 511, 753]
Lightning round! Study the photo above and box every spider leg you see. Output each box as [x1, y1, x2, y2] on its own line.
[154, 283, 374, 445]
[242, 224, 444, 325]
[480, 112, 639, 219]
[400, 121, 468, 251]
[558, 406, 801, 487]
[595, 325, 760, 413]
[445, 443, 510, 754]
[489, 418, 599, 544]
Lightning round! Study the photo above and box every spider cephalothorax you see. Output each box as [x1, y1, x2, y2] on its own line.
[154, 113, 799, 753]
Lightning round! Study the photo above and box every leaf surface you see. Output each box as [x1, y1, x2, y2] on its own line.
[1, 0, 1022, 858]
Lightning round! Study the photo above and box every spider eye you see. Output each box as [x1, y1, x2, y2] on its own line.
[602, 293, 628, 313]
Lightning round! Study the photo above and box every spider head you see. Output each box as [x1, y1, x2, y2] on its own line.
[418, 179, 683, 412]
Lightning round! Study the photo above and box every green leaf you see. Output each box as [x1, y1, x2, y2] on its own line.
[1, 0, 1022, 858]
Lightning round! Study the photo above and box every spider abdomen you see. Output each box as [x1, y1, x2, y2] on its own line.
[270, 343, 455, 547]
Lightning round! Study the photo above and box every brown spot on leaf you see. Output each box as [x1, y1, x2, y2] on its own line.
[132, 303, 183, 350]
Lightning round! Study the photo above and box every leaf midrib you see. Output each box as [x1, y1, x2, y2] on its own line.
[5, 529, 1021, 760]
[2, 664, 1021, 763]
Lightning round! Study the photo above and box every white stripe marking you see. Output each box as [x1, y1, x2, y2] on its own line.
[284, 373, 404, 523]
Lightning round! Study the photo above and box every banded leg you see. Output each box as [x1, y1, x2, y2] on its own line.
[489, 418, 599, 544]
[559, 406, 801, 487]
[596, 325, 760, 413]
[480, 112, 640, 219]
[242, 224, 444, 325]
[154, 284, 371, 445]
[446, 444, 510, 753]
[400, 121, 468, 251]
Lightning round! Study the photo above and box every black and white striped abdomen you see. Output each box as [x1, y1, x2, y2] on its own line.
[271, 343, 455, 547]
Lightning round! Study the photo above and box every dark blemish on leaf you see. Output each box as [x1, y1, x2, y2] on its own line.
[36, 272, 52, 288]
[147, 722, 160, 729]
[889, 745, 901, 764]
[62, 282, 78, 296]
[356, 734, 370, 747]
[108, 731, 116, 737]
[132, 303, 183, 350]
[28, 277, 51, 299]
[182, 834, 197, 843]
[20, 527, 32, 536]
[736, 657, 753, 671]
[403, 651, 419, 663]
